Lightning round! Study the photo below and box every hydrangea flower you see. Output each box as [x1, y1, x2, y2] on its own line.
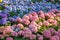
[6, 37, 13, 40]
[30, 34, 36, 40]
[18, 30, 23, 36]
[15, 17, 22, 22]
[22, 15, 29, 20]
[38, 11, 45, 18]
[29, 24, 38, 33]
[43, 30, 51, 38]
[50, 35, 59, 40]
[17, 23, 24, 29]
[38, 34, 43, 40]
[23, 28, 32, 38]
[43, 21, 50, 26]
[48, 28, 55, 34]
[11, 32, 18, 37]
[22, 19, 30, 25]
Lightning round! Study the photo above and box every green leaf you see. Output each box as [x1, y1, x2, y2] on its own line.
[0, 6, 5, 10]
[39, 18, 45, 22]
[58, 21, 60, 24]
[16, 10, 20, 13]
[0, 38, 5, 40]
[38, 26, 48, 33]
[23, 38, 29, 40]
[54, 26, 59, 31]
[9, 12, 15, 17]
[23, 12, 27, 15]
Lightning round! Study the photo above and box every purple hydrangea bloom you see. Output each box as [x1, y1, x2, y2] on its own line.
[43, 30, 52, 38]
[38, 35, 43, 40]
[29, 25, 38, 33]
[9, 17, 15, 22]
[54, 31, 60, 38]
[0, 19, 7, 25]
[48, 28, 55, 34]
[23, 28, 32, 38]
[50, 35, 59, 40]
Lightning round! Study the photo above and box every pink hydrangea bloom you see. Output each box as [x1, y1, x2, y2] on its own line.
[47, 19, 54, 23]
[48, 12, 56, 17]
[28, 14, 33, 19]
[30, 21, 37, 25]
[17, 23, 24, 29]
[38, 36, 43, 40]
[45, 13, 51, 19]
[3, 26, 14, 35]
[23, 28, 32, 38]
[50, 15, 54, 19]
[30, 21, 40, 29]
[30, 16, 39, 21]
[11, 32, 18, 37]
[38, 22, 43, 26]
[30, 21, 38, 27]
[30, 12, 37, 16]
[19, 30, 25, 36]
[51, 9, 56, 13]
[6, 37, 13, 40]
[30, 34, 36, 40]
[18, 30, 23, 35]
[56, 13, 60, 17]
[38, 11, 45, 18]
[16, 17, 22, 22]
[45, 13, 54, 19]
[45, 13, 50, 17]
[37, 34, 43, 40]
[29, 25, 38, 33]
[43, 21, 49, 26]
[43, 30, 51, 38]
[55, 9, 60, 13]
[50, 35, 59, 40]
[22, 15, 29, 20]
[22, 19, 30, 25]
[51, 20, 58, 26]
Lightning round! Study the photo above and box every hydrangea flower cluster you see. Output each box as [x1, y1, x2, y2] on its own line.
[43, 28, 60, 40]
[0, 9, 60, 40]
[0, 10, 10, 25]
[0, 0, 60, 17]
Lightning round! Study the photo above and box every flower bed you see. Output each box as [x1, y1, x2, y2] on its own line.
[0, 0, 60, 40]
[0, 9, 60, 40]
